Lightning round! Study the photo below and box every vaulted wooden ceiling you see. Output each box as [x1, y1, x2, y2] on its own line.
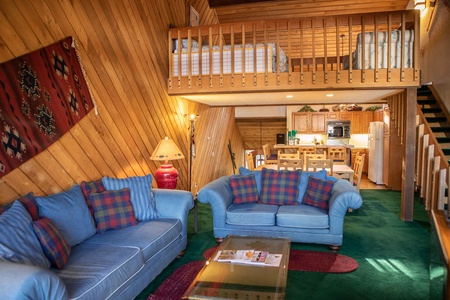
[210, 0, 412, 23]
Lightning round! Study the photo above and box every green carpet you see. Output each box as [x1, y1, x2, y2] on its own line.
[136, 189, 443, 300]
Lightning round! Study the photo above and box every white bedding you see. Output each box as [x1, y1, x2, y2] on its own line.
[171, 42, 288, 76]
[347, 29, 414, 70]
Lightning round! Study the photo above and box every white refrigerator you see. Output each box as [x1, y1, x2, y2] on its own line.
[368, 121, 384, 184]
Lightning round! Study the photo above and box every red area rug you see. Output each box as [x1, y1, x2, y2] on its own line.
[147, 247, 358, 300]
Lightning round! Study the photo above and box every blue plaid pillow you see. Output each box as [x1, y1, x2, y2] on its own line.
[259, 168, 301, 205]
[88, 188, 138, 233]
[33, 217, 71, 269]
[302, 176, 334, 210]
[229, 174, 259, 204]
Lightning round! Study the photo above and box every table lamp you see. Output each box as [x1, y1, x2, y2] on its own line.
[150, 137, 185, 189]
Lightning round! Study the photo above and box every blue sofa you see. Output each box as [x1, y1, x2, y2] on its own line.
[0, 176, 193, 300]
[197, 168, 362, 251]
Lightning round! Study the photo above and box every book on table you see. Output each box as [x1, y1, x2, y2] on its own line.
[214, 249, 282, 267]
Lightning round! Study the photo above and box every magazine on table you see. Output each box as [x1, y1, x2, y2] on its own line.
[214, 249, 282, 267]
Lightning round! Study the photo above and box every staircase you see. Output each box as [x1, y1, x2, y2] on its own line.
[417, 85, 450, 165]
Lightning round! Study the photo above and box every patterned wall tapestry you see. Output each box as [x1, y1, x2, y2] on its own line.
[0, 36, 95, 178]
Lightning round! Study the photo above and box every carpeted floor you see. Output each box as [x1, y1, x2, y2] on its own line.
[136, 189, 444, 300]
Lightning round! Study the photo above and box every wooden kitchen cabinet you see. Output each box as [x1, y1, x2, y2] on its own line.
[310, 113, 327, 133]
[327, 112, 340, 120]
[351, 111, 373, 134]
[292, 113, 309, 133]
[292, 112, 327, 134]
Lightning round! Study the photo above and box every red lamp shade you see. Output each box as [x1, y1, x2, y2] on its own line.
[150, 137, 185, 189]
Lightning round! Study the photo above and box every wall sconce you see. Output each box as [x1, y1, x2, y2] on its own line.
[150, 137, 185, 189]
[414, 0, 426, 10]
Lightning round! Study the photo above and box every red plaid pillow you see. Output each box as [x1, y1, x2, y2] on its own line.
[229, 174, 259, 204]
[80, 180, 105, 217]
[302, 176, 334, 210]
[17, 192, 39, 221]
[33, 217, 71, 269]
[87, 188, 138, 233]
[259, 168, 301, 205]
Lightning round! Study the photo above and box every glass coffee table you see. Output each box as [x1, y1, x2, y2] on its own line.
[183, 235, 290, 299]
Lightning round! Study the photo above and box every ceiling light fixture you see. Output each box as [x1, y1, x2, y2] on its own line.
[286, 95, 293, 98]
[326, 94, 334, 97]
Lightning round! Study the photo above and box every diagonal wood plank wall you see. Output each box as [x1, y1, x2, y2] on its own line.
[0, 0, 244, 205]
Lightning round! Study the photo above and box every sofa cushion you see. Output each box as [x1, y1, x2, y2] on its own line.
[303, 177, 334, 210]
[226, 203, 279, 226]
[54, 243, 144, 300]
[88, 188, 138, 233]
[102, 175, 158, 221]
[229, 174, 259, 204]
[80, 180, 105, 217]
[297, 170, 328, 203]
[0, 201, 51, 269]
[276, 205, 329, 229]
[33, 217, 71, 269]
[83, 218, 182, 262]
[35, 185, 96, 247]
[239, 167, 262, 194]
[259, 168, 301, 205]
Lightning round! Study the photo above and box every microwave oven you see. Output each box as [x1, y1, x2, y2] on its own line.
[327, 121, 351, 139]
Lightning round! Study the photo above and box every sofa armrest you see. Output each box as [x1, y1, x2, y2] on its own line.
[0, 261, 68, 300]
[154, 189, 194, 238]
[197, 176, 233, 230]
[328, 179, 363, 234]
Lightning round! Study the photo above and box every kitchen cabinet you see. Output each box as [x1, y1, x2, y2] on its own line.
[292, 112, 327, 134]
[292, 113, 309, 133]
[293, 111, 373, 134]
[351, 111, 373, 134]
[373, 110, 383, 122]
[327, 112, 340, 120]
[310, 113, 327, 133]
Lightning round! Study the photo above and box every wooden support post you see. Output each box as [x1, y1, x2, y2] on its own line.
[401, 88, 416, 221]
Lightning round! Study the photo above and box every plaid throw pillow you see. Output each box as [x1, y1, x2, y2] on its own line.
[88, 188, 138, 233]
[33, 217, 71, 269]
[302, 176, 334, 210]
[229, 174, 259, 204]
[80, 180, 106, 217]
[17, 192, 39, 221]
[259, 168, 301, 205]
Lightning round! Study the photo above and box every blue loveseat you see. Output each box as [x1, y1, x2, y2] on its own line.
[0, 175, 193, 300]
[197, 167, 362, 251]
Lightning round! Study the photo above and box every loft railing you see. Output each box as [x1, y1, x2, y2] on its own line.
[168, 10, 420, 94]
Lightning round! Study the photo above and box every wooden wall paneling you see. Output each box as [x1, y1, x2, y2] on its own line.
[0, 0, 242, 201]
[0, 0, 194, 203]
[0, 182, 20, 205]
[72, 118, 115, 177]
[33, 152, 75, 193]
[1, 168, 45, 202]
[17, 158, 60, 196]
[77, 1, 151, 176]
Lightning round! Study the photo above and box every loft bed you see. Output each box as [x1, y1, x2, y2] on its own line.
[167, 10, 420, 95]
